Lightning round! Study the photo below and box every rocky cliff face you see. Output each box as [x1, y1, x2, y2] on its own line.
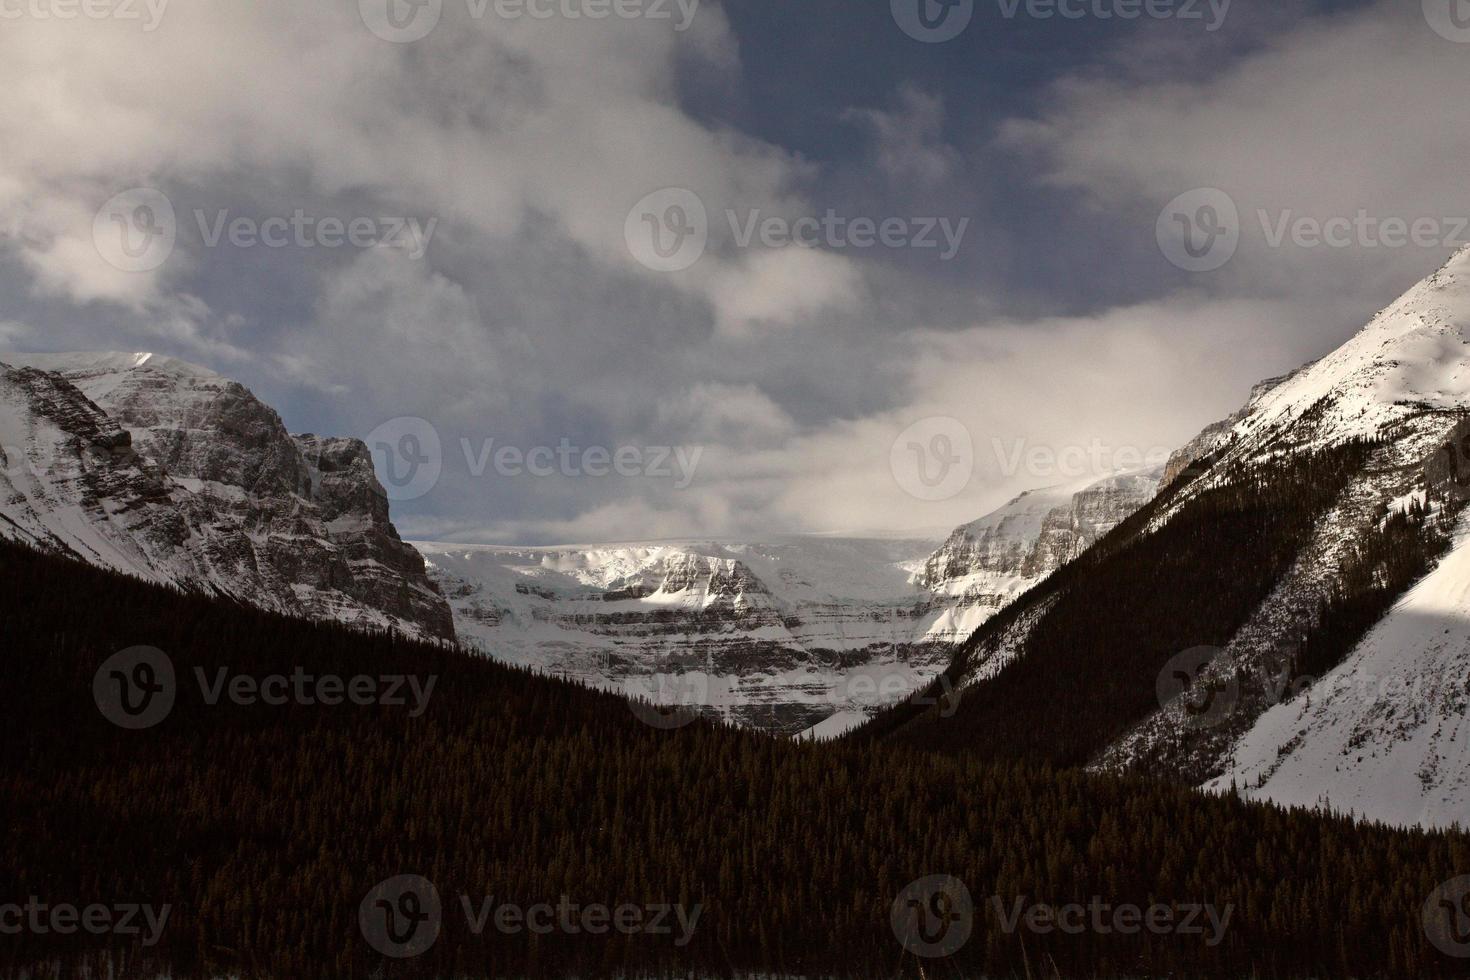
[917, 468, 1163, 602]
[0, 352, 453, 642]
[0, 364, 184, 568]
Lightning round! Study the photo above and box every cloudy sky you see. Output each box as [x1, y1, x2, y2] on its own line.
[3, 0, 1469, 543]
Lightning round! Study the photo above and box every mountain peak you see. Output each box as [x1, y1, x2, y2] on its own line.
[1165, 247, 1470, 483]
[1248, 246, 1470, 441]
[1, 350, 224, 383]
[0, 350, 455, 641]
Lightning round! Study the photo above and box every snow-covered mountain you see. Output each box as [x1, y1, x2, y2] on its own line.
[416, 468, 1162, 735]
[1036, 245, 1470, 829]
[899, 245, 1470, 828]
[0, 347, 1164, 733]
[416, 537, 950, 733]
[918, 468, 1163, 603]
[0, 352, 454, 641]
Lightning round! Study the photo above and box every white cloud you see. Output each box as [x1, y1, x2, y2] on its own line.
[4, 0, 1462, 544]
[655, 382, 795, 449]
[0, 321, 33, 347]
[707, 248, 864, 335]
[1000, 0, 1470, 302]
[843, 84, 958, 187]
[674, 294, 1317, 536]
[0, 0, 824, 321]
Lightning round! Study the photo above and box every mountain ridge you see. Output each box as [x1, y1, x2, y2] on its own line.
[0, 350, 455, 641]
[873, 246, 1470, 829]
[416, 464, 1163, 735]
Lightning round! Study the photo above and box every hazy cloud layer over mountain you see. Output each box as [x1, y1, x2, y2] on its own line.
[2, 0, 1464, 543]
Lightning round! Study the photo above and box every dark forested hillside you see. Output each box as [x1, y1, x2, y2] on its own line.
[2, 536, 1469, 978]
[864, 441, 1459, 773]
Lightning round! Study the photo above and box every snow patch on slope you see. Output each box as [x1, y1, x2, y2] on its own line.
[1207, 511, 1470, 829]
[1201, 244, 1470, 462]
